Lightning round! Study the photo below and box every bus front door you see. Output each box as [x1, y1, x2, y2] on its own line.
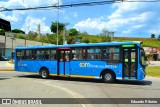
[57, 49, 70, 76]
[123, 48, 137, 79]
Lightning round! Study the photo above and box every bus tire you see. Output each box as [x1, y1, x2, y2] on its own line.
[40, 68, 49, 79]
[102, 71, 115, 83]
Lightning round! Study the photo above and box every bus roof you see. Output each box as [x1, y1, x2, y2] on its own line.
[15, 41, 142, 50]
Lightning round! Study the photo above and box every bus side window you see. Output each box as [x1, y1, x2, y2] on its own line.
[87, 48, 94, 60]
[32, 50, 37, 60]
[16, 50, 22, 60]
[65, 55, 69, 61]
[22, 50, 25, 59]
[50, 49, 56, 60]
[26, 50, 32, 59]
[81, 48, 86, 60]
[73, 54, 78, 60]
[43, 50, 49, 60]
[103, 49, 107, 59]
[36, 49, 41, 60]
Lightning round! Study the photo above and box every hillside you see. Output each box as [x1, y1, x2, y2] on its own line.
[114, 37, 160, 47]
[81, 35, 160, 47]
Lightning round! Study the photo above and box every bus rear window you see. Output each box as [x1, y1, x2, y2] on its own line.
[16, 50, 25, 60]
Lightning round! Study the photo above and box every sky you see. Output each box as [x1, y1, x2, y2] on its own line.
[0, 0, 160, 38]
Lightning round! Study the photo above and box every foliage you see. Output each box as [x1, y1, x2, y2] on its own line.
[82, 37, 90, 43]
[158, 35, 160, 41]
[67, 36, 75, 44]
[77, 35, 83, 40]
[0, 29, 6, 35]
[50, 21, 64, 34]
[100, 36, 111, 42]
[11, 29, 25, 34]
[15, 34, 25, 39]
[46, 34, 57, 44]
[151, 34, 155, 38]
[90, 39, 98, 43]
[58, 35, 63, 45]
[27, 31, 37, 40]
[68, 28, 78, 36]
[114, 37, 160, 47]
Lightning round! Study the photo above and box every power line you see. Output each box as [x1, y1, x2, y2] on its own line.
[1, 0, 160, 12]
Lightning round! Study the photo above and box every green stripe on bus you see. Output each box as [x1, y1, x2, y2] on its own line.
[122, 45, 135, 48]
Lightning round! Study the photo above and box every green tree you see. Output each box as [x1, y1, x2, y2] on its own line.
[67, 36, 75, 44]
[12, 29, 25, 34]
[46, 33, 57, 44]
[101, 36, 111, 42]
[50, 21, 64, 34]
[68, 28, 78, 36]
[82, 37, 90, 43]
[58, 35, 63, 45]
[0, 29, 6, 35]
[158, 35, 160, 41]
[151, 34, 155, 38]
[90, 39, 98, 43]
[26, 31, 37, 40]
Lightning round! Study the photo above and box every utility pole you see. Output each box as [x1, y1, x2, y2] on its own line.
[56, 0, 59, 45]
[4, 33, 6, 56]
[63, 23, 69, 44]
[11, 36, 15, 62]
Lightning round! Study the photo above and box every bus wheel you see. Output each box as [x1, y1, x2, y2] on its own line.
[40, 68, 49, 79]
[102, 72, 115, 83]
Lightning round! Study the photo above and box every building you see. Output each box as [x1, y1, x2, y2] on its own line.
[0, 34, 53, 59]
[144, 47, 160, 61]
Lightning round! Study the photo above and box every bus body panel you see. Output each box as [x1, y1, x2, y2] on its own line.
[15, 60, 57, 74]
[65, 61, 70, 75]
[70, 60, 123, 79]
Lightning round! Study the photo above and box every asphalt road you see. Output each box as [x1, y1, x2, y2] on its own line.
[0, 71, 160, 107]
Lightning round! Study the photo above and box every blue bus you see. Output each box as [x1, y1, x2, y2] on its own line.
[14, 41, 147, 83]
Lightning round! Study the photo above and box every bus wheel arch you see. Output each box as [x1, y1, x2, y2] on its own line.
[100, 69, 116, 83]
[39, 67, 50, 79]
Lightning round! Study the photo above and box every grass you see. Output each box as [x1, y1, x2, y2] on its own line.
[81, 35, 160, 47]
[114, 37, 160, 47]
[146, 66, 160, 77]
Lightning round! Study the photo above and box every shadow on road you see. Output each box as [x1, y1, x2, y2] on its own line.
[17, 74, 152, 86]
[0, 78, 10, 80]
[116, 80, 152, 86]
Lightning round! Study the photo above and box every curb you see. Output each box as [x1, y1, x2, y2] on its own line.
[0, 69, 14, 71]
[146, 76, 160, 78]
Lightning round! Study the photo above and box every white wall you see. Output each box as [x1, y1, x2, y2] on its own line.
[0, 35, 52, 48]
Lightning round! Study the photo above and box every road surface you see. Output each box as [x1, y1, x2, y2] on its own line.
[0, 71, 159, 107]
